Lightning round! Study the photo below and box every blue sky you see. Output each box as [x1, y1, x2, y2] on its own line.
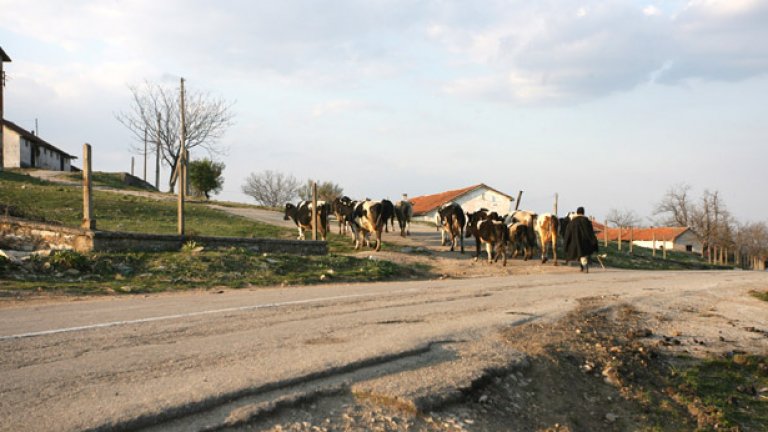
[1, 0, 766, 223]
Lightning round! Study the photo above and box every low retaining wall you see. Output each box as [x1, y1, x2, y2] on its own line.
[0, 217, 326, 255]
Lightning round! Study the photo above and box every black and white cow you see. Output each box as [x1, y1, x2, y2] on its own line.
[437, 202, 465, 253]
[348, 200, 385, 251]
[466, 210, 508, 265]
[332, 196, 355, 235]
[283, 200, 330, 241]
[394, 200, 413, 237]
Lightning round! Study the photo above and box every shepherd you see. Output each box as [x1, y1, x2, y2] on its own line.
[564, 207, 599, 273]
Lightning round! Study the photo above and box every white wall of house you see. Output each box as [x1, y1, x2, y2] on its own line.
[633, 240, 675, 251]
[2, 126, 22, 167]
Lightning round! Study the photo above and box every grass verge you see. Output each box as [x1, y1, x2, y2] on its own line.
[0, 248, 433, 295]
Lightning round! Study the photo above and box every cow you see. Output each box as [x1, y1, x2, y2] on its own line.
[348, 200, 385, 251]
[283, 200, 329, 241]
[332, 196, 355, 235]
[507, 222, 535, 261]
[381, 199, 396, 233]
[465, 210, 508, 265]
[535, 213, 559, 265]
[394, 200, 413, 237]
[437, 202, 465, 253]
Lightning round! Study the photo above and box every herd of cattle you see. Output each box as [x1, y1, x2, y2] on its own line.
[284, 198, 574, 266]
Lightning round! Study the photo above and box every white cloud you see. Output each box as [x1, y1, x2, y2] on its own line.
[311, 100, 367, 118]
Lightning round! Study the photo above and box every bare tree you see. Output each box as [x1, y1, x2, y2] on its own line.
[605, 208, 641, 227]
[115, 80, 235, 192]
[653, 183, 694, 227]
[297, 179, 344, 202]
[242, 170, 300, 207]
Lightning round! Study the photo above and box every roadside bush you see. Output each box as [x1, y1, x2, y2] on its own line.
[48, 250, 90, 271]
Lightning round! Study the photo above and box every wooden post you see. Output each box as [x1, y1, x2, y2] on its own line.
[131, 156, 135, 176]
[553, 193, 558, 216]
[155, 113, 161, 190]
[629, 226, 634, 254]
[618, 227, 622, 251]
[81, 143, 96, 229]
[652, 232, 656, 257]
[515, 190, 523, 211]
[311, 181, 318, 240]
[604, 220, 608, 247]
[177, 78, 187, 238]
[663, 239, 667, 260]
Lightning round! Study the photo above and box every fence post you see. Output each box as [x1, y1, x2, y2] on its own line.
[652, 232, 656, 257]
[629, 227, 634, 254]
[618, 227, 622, 251]
[82, 143, 96, 230]
[663, 239, 667, 260]
[604, 220, 608, 247]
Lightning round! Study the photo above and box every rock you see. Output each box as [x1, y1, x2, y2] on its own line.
[602, 366, 621, 386]
[118, 286, 133, 293]
[478, 395, 489, 403]
[64, 268, 81, 276]
[605, 413, 618, 423]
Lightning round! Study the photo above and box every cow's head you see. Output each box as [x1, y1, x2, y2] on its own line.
[283, 203, 296, 220]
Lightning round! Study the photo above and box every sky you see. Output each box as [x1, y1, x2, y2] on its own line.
[1, 0, 767, 224]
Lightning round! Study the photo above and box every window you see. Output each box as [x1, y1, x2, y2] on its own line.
[686, 245, 693, 252]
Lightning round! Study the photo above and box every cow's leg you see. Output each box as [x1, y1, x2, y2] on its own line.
[297, 225, 305, 240]
[441, 229, 447, 246]
[485, 241, 493, 263]
[552, 234, 558, 266]
[460, 229, 465, 254]
[375, 229, 382, 251]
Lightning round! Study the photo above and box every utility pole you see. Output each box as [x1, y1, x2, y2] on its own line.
[0, 47, 11, 172]
[155, 113, 161, 190]
[143, 128, 147, 182]
[515, 191, 523, 211]
[177, 78, 187, 237]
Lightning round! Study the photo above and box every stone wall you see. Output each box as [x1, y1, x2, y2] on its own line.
[0, 217, 326, 255]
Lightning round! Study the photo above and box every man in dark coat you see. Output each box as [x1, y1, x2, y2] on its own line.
[564, 207, 599, 273]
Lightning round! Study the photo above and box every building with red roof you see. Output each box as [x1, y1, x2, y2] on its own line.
[592, 221, 702, 254]
[410, 184, 514, 223]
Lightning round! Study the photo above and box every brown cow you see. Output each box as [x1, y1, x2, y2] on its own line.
[466, 210, 508, 265]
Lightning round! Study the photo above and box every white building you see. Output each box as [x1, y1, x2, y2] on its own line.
[2, 120, 76, 171]
[592, 222, 703, 254]
[410, 184, 514, 223]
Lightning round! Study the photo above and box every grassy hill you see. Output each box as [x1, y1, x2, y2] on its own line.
[0, 170, 287, 238]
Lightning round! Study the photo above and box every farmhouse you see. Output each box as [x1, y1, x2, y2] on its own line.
[410, 184, 514, 223]
[2, 120, 77, 171]
[592, 222, 703, 254]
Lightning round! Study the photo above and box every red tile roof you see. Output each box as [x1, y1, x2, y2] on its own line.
[410, 184, 512, 215]
[592, 222, 690, 242]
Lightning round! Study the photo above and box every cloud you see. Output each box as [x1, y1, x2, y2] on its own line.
[311, 99, 369, 118]
[428, 0, 768, 103]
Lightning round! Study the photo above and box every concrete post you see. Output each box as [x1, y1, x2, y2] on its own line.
[82, 143, 96, 230]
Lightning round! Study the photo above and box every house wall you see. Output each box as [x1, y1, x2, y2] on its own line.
[2, 126, 22, 168]
[671, 230, 702, 253]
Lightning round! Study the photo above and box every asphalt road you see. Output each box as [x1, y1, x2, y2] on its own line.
[1, 270, 767, 431]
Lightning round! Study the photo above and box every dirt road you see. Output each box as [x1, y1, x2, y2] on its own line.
[1, 270, 766, 431]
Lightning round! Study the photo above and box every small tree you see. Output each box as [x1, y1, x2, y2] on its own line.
[188, 158, 225, 199]
[242, 170, 300, 207]
[298, 179, 344, 202]
[605, 208, 640, 227]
